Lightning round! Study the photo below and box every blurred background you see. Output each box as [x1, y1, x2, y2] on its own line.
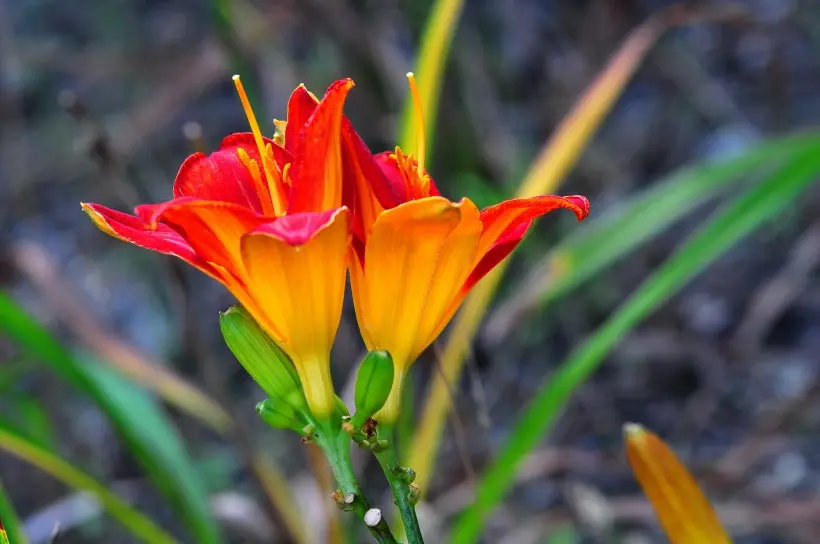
[2, 0, 820, 543]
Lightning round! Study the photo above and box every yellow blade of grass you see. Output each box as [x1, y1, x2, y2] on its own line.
[399, 0, 465, 155]
[408, 3, 745, 494]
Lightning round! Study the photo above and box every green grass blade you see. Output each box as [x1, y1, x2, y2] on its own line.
[0, 424, 179, 544]
[83, 360, 220, 544]
[0, 296, 221, 543]
[450, 145, 820, 543]
[490, 133, 820, 332]
[0, 479, 28, 544]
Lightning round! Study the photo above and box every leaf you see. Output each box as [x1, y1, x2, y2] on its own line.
[449, 140, 820, 544]
[0, 479, 28, 544]
[487, 132, 820, 338]
[0, 424, 179, 544]
[0, 295, 221, 543]
[83, 360, 221, 544]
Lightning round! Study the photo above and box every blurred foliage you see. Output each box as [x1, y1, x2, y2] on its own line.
[1, 0, 819, 543]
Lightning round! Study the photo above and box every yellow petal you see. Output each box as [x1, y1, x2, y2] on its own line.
[625, 424, 732, 544]
[240, 209, 350, 418]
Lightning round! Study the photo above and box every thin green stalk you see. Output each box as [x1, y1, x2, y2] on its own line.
[0, 479, 27, 544]
[314, 425, 397, 544]
[374, 425, 423, 544]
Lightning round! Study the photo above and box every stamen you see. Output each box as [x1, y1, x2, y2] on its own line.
[233, 75, 284, 216]
[406, 72, 426, 181]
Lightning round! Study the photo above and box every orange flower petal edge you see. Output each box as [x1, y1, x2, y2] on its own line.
[625, 424, 732, 544]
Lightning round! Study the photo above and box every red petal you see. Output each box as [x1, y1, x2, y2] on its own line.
[172, 133, 283, 214]
[246, 207, 348, 247]
[463, 195, 590, 291]
[81, 202, 217, 276]
[374, 151, 442, 201]
[287, 79, 355, 213]
[284, 84, 318, 153]
[341, 124, 404, 245]
[136, 198, 266, 271]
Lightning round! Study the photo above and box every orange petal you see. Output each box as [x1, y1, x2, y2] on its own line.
[352, 197, 479, 371]
[135, 199, 266, 275]
[625, 424, 731, 544]
[240, 208, 350, 418]
[464, 195, 590, 291]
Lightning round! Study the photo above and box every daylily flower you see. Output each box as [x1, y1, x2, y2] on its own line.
[347, 74, 590, 423]
[82, 77, 355, 419]
[624, 423, 732, 544]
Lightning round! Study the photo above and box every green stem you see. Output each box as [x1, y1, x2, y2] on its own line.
[315, 425, 398, 544]
[374, 425, 424, 544]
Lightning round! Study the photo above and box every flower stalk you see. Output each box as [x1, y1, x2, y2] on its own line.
[372, 424, 424, 544]
[313, 421, 398, 544]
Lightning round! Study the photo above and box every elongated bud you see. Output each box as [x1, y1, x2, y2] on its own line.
[624, 423, 731, 544]
[256, 398, 304, 432]
[352, 350, 394, 428]
[220, 305, 306, 410]
[335, 395, 350, 418]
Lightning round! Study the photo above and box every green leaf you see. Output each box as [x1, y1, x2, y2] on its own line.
[0, 295, 221, 543]
[0, 424, 178, 544]
[450, 144, 820, 543]
[0, 478, 28, 544]
[14, 397, 55, 451]
[83, 360, 220, 544]
[491, 132, 820, 334]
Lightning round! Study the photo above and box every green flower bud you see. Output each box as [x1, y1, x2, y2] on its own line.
[351, 350, 394, 428]
[256, 398, 304, 432]
[220, 305, 306, 410]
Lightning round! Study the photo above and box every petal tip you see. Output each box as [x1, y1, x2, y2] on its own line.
[567, 195, 591, 221]
[81, 202, 117, 237]
[623, 422, 645, 439]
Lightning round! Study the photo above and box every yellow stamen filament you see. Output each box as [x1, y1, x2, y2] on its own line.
[406, 73, 427, 186]
[233, 75, 284, 216]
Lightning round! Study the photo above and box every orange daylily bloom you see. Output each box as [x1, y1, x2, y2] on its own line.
[625, 423, 732, 544]
[82, 78, 355, 418]
[347, 75, 590, 422]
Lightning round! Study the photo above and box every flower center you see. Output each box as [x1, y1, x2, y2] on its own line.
[232, 75, 286, 216]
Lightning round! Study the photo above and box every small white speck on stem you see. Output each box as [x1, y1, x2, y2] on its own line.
[364, 508, 382, 527]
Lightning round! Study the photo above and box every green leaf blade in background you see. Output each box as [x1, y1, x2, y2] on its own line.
[488, 132, 820, 336]
[450, 143, 820, 543]
[0, 479, 28, 544]
[0, 295, 221, 544]
[0, 424, 178, 544]
[83, 361, 220, 544]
